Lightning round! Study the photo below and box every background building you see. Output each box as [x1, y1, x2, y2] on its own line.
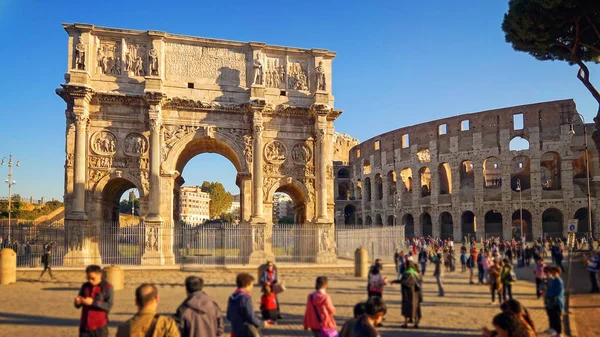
[273, 193, 294, 222]
[180, 186, 210, 226]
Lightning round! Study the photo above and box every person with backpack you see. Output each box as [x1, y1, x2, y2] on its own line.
[74, 265, 113, 337]
[303, 276, 337, 337]
[501, 258, 516, 302]
[226, 273, 271, 337]
[367, 263, 388, 299]
[174, 276, 223, 337]
[117, 283, 180, 337]
[39, 247, 55, 281]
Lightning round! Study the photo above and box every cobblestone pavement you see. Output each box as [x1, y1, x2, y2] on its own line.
[566, 254, 600, 337]
[0, 264, 554, 337]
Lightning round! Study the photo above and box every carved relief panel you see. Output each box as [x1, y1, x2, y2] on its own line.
[287, 60, 309, 91]
[291, 143, 312, 165]
[265, 57, 286, 89]
[97, 41, 122, 76]
[91, 131, 117, 155]
[126, 43, 147, 77]
[123, 133, 149, 157]
[264, 140, 287, 165]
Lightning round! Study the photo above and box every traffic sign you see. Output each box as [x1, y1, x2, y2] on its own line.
[568, 219, 578, 233]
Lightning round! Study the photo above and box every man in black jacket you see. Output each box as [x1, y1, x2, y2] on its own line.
[175, 276, 223, 337]
[39, 247, 55, 280]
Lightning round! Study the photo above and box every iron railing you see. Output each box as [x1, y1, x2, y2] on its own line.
[335, 225, 405, 262]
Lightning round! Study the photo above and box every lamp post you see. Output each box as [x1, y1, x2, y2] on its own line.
[391, 190, 401, 226]
[1, 154, 20, 243]
[516, 178, 523, 240]
[568, 113, 593, 240]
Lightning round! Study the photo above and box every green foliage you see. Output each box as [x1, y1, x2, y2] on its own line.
[119, 199, 140, 215]
[0, 199, 64, 220]
[200, 181, 233, 218]
[502, 0, 600, 64]
[278, 215, 295, 224]
[220, 212, 236, 223]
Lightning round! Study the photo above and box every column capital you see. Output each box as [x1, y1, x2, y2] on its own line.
[144, 91, 167, 107]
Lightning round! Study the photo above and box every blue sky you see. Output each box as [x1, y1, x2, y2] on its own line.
[0, 1, 598, 201]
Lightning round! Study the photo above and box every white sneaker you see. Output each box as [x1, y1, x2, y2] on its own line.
[545, 328, 555, 335]
[490, 301, 496, 305]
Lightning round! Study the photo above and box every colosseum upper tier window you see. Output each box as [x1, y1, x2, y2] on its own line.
[402, 134, 410, 148]
[461, 120, 470, 131]
[438, 124, 447, 135]
[374, 140, 380, 151]
[513, 113, 524, 130]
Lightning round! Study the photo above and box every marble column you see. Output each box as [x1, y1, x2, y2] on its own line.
[316, 128, 328, 222]
[72, 114, 89, 219]
[146, 115, 162, 222]
[252, 123, 264, 222]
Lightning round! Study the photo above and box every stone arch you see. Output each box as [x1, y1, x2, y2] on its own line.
[542, 208, 564, 238]
[509, 136, 529, 151]
[337, 168, 350, 179]
[421, 213, 432, 237]
[344, 204, 357, 225]
[375, 214, 383, 226]
[460, 160, 475, 189]
[92, 171, 146, 223]
[403, 214, 415, 238]
[355, 179, 363, 200]
[364, 177, 372, 201]
[387, 215, 395, 226]
[511, 156, 531, 191]
[484, 211, 503, 239]
[541, 152, 561, 190]
[439, 212, 453, 239]
[400, 168, 413, 193]
[511, 209, 533, 240]
[483, 157, 502, 188]
[266, 177, 310, 224]
[337, 181, 352, 200]
[438, 163, 452, 195]
[461, 211, 476, 238]
[374, 174, 383, 200]
[572, 152, 595, 198]
[419, 167, 431, 197]
[365, 215, 373, 226]
[363, 160, 371, 175]
[387, 170, 397, 197]
[574, 208, 592, 234]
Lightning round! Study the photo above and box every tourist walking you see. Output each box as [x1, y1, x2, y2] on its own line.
[367, 263, 388, 299]
[226, 273, 271, 337]
[431, 252, 444, 296]
[541, 266, 565, 337]
[303, 276, 337, 337]
[394, 248, 402, 275]
[418, 248, 428, 276]
[477, 249, 485, 284]
[534, 258, 546, 299]
[39, 247, 55, 281]
[395, 261, 421, 329]
[488, 260, 503, 305]
[587, 251, 599, 293]
[116, 283, 180, 337]
[74, 265, 113, 337]
[175, 276, 223, 337]
[448, 247, 457, 272]
[501, 258, 516, 302]
[260, 285, 279, 323]
[342, 297, 386, 337]
[260, 261, 283, 319]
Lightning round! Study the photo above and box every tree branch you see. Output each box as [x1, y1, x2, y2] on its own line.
[575, 59, 600, 104]
[580, 42, 600, 55]
[572, 18, 581, 58]
[585, 15, 600, 41]
[552, 42, 571, 52]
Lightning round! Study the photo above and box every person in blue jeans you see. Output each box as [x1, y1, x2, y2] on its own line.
[418, 249, 428, 276]
[477, 249, 485, 284]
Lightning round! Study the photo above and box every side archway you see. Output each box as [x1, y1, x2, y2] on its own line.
[266, 177, 310, 224]
[461, 211, 476, 239]
[440, 212, 453, 240]
[511, 209, 533, 240]
[403, 214, 415, 238]
[484, 211, 503, 239]
[542, 208, 564, 239]
[421, 213, 432, 237]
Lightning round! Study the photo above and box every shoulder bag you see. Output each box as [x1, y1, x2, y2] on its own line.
[310, 294, 339, 337]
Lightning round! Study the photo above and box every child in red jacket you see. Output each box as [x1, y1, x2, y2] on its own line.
[260, 285, 279, 323]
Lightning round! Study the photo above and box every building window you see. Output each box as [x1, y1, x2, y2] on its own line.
[438, 124, 447, 135]
[357, 149, 361, 158]
[374, 140, 380, 151]
[493, 163, 499, 169]
[519, 162, 524, 169]
[402, 134, 410, 148]
[513, 113, 524, 130]
[461, 120, 470, 131]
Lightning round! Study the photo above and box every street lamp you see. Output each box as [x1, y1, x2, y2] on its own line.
[515, 179, 523, 241]
[568, 113, 593, 241]
[1, 154, 20, 243]
[391, 190, 402, 226]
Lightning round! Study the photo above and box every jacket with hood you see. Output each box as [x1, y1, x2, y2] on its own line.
[226, 289, 263, 337]
[303, 290, 336, 331]
[175, 291, 224, 337]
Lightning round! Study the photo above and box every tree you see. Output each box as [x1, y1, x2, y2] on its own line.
[502, 0, 600, 150]
[200, 181, 233, 218]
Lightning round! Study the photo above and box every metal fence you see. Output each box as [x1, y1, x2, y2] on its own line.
[335, 225, 405, 262]
[2, 222, 379, 267]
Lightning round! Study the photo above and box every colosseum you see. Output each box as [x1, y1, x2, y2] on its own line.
[334, 99, 600, 241]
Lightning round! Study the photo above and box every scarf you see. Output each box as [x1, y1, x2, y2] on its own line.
[404, 268, 418, 276]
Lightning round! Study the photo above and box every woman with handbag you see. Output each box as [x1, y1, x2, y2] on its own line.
[260, 261, 283, 319]
[303, 276, 338, 337]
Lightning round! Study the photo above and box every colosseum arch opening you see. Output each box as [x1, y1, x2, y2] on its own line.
[387, 215, 394, 226]
[365, 216, 373, 226]
[337, 181, 352, 200]
[387, 170, 397, 198]
[374, 174, 383, 201]
[511, 156, 531, 194]
[540, 152, 561, 194]
[421, 213, 433, 237]
[403, 214, 415, 238]
[355, 179, 363, 200]
[574, 208, 592, 235]
[438, 163, 452, 196]
[400, 168, 413, 205]
[363, 160, 372, 175]
[343, 204, 357, 226]
[509, 136, 530, 151]
[511, 209, 532, 240]
[375, 214, 383, 226]
[419, 167, 431, 198]
[364, 177, 372, 202]
[461, 211, 476, 239]
[484, 211, 503, 239]
[460, 160, 475, 202]
[440, 212, 453, 240]
[572, 152, 593, 198]
[542, 208, 564, 239]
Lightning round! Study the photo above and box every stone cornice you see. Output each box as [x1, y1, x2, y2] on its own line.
[90, 93, 146, 106]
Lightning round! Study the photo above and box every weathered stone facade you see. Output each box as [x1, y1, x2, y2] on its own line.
[335, 99, 600, 241]
[57, 23, 341, 265]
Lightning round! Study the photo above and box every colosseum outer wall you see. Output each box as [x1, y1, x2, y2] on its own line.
[335, 99, 600, 241]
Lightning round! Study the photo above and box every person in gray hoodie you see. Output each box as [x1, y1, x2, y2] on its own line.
[175, 276, 224, 337]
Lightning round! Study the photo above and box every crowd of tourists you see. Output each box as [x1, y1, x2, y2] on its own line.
[62, 233, 600, 337]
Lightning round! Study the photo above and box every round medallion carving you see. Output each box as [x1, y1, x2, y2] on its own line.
[291, 143, 312, 165]
[91, 131, 117, 156]
[264, 140, 287, 165]
[122, 133, 148, 157]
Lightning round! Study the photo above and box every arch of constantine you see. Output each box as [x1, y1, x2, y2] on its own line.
[57, 23, 341, 265]
[334, 99, 600, 241]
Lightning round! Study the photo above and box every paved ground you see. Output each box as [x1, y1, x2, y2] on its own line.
[0, 261, 560, 337]
[566, 254, 600, 337]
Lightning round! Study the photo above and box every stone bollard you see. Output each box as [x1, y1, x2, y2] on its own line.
[0, 248, 17, 285]
[354, 247, 369, 278]
[103, 265, 124, 291]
